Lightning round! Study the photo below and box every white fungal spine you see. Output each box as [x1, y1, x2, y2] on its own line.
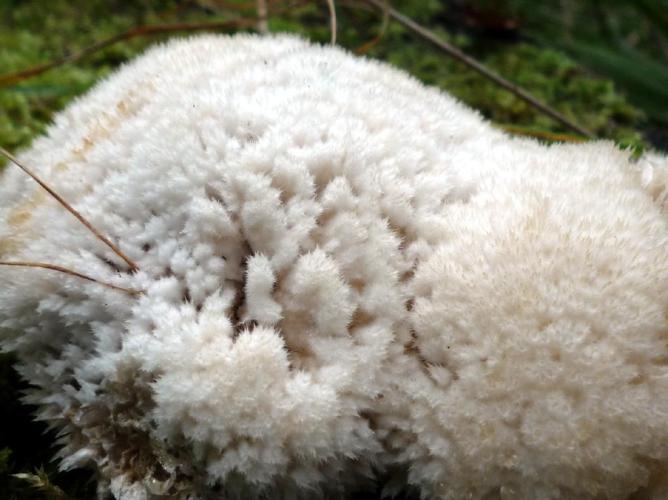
[0, 34, 667, 500]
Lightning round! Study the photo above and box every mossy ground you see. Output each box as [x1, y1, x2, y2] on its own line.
[0, 0, 665, 497]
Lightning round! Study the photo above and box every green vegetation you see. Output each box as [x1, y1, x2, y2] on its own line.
[0, 0, 666, 497]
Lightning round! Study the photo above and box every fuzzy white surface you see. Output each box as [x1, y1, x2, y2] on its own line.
[0, 34, 667, 499]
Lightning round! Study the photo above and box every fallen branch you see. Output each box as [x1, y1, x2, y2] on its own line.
[361, 0, 595, 139]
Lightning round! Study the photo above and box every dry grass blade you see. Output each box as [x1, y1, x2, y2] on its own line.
[362, 0, 595, 139]
[326, 0, 337, 44]
[0, 261, 142, 296]
[0, 146, 139, 273]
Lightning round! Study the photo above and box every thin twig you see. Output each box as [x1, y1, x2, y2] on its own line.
[0, 147, 139, 272]
[0, 0, 314, 87]
[326, 0, 337, 45]
[362, 0, 595, 139]
[0, 18, 257, 87]
[0, 261, 142, 296]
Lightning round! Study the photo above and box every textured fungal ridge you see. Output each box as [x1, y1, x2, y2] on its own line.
[0, 34, 667, 500]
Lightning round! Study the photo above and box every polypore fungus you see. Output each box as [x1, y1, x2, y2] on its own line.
[1, 34, 667, 499]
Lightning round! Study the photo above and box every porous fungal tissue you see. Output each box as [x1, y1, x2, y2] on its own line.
[1, 34, 668, 500]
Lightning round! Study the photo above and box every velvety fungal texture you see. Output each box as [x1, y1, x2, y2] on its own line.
[0, 34, 667, 500]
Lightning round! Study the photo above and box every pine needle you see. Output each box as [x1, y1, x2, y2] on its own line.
[0, 146, 140, 273]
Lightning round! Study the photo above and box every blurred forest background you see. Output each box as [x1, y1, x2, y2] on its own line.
[1, 0, 667, 497]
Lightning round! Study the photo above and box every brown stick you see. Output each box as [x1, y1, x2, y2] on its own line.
[0, 261, 142, 296]
[0, 147, 139, 273]
[0, 18, 257, 87]
[362, 0, 595, 139]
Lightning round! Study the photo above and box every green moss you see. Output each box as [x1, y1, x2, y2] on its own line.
[367, 36, 644, 147]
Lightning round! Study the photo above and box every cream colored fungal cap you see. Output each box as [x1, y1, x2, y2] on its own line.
[0, 34, 667, 499]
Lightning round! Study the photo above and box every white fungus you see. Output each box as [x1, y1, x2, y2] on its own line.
[0, 34, 667, 499]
